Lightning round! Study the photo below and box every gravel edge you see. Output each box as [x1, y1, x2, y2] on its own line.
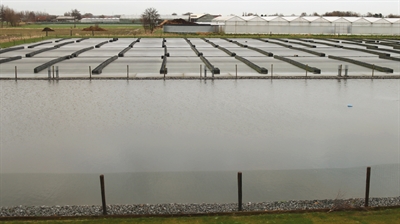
[1, 197, 399, 217]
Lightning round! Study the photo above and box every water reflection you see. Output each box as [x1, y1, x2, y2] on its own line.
[0, 79, 399, 206]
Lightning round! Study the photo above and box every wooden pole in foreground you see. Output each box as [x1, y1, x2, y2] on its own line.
[200, 64, 202, 79]
[365, 167, 371, 207]
[372, 65, 375, 77]
[271, 64, 273, 77]
[236, 64, 237, 79]
[100, 175, 107, 215]
[238, 172, 242, 211]
[14, 66, 17, 81]
[127, 65, 129, 79]
[89, 66, 92, 80]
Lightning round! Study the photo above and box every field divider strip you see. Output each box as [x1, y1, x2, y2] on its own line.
[0, 56, 22, 64]
[33, 55, 71, 73]
[328, 55, 394, 73]
[274, 55, 321, 74]
[25, 47, 57, 57]
[92, 55, 118, 74]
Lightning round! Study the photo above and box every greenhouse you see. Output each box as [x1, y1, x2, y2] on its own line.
[212, 16, 400, 35]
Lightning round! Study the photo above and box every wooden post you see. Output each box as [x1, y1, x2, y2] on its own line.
[56, 66, 59, 79]
[14, 66, 17, 81]
[52, 66, 55, 79]
[89, 66, 92, 80]
[48, 67, 51, 80]
[100, 175, 107, 215]
[306, 64, 308, 77]
[365, 167, 371, 207]
[200, 64, 202, 79]
[372, 64, 375, 77]
[271, 64, 273, 77]
[238, 172, 242, 211]
[127, 65, 129, 79]
[236, 64, 237, 79]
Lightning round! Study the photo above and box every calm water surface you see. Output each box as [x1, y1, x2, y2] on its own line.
[0, 79, 399, 206]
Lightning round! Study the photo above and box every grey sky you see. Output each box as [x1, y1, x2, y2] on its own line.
[2, 0, 399, 16]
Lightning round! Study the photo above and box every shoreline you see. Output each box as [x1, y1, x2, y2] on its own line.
[1, 196, 399, 218]
[1, 75, 400, 80]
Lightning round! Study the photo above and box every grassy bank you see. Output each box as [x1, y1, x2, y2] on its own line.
[1, 207, 400, 224]
[1, 24, 399, 48]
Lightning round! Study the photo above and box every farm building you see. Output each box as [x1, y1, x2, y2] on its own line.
[80, 18, 120, 23]
[212, 16, 400, 35]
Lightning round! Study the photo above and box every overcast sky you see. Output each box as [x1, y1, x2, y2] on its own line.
[1, 0, 399, 16]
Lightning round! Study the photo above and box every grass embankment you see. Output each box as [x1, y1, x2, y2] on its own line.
[1, 23, 399, 48]
[1, 208, 400, 224]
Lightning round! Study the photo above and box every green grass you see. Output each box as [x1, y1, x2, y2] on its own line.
[1, 208, 400, 224]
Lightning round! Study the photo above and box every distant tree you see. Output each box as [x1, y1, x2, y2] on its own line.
[312, 12, 320, 16]
[70, 9, 82, 20]
[141, 7, 160, 33]
[0, 5, 5, 27]
[3, 7, 21, 26]
[82, 13, 93, 18]
[300, 12, 307, 16]
[64, 12, 71, 16]
[387, 14, 400, 18]
[323, 11, 360, 17]
[172, 12, 177, 16]
[182, 12, 192, 15]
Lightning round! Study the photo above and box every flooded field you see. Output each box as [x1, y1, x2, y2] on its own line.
[0, 79, 399, 206]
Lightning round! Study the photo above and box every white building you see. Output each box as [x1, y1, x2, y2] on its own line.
[212, 15, 400, 35]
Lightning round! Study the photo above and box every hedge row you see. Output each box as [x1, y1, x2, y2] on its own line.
[76, 38, 89, 43]
[288, 41, 316, 48]
[54, 38, 69, 43]
[253, 38, 269, 42]
[95, 41, 110, 48]
[163, 46, 170, 57]
[290, 46, 325, 57]
[160, 56, 167, 74]
[369, 47, 400, 55]
[217, 46, 236, 56]
[26, 47, 57, 57]
[220, 38, 232, 42]
[187, 39, 202, 56]
[328, 55, 393, 73]
[54, 41, 75, 48]
[342, 41, 378, 49]
[379, 55, 400, 62]
[323, 39, 340, 43]
[247, 46, 273, 57]
[312, 41, 343, 48]
[267, 41, 292, 48]
[0, 56, 22, 64]
[27, 41, 52, 48]
[273, 38, 289, 43]
[0, 46, 24, 54]
[342, 46, 390, 57]
[109, 38, 118, 42]
[191, 46, 202, 56]
[273, 55, 321, 74]
[92, 56, 118, 74]
[118, 47, 132, 57]
[200, 55, 220, 74]
[234, 55, 268, 74]
[33, 55, 71, 73]
[71, 47, 94, 57]
[128, 38, 140, 47]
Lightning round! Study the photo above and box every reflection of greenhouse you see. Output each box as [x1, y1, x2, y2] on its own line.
[212, 16, 400, 35]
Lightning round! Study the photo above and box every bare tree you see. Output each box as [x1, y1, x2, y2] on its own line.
[141, 7, 160, 33]
[0, 5, 6, 27]
[70, 9, 82, 20]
